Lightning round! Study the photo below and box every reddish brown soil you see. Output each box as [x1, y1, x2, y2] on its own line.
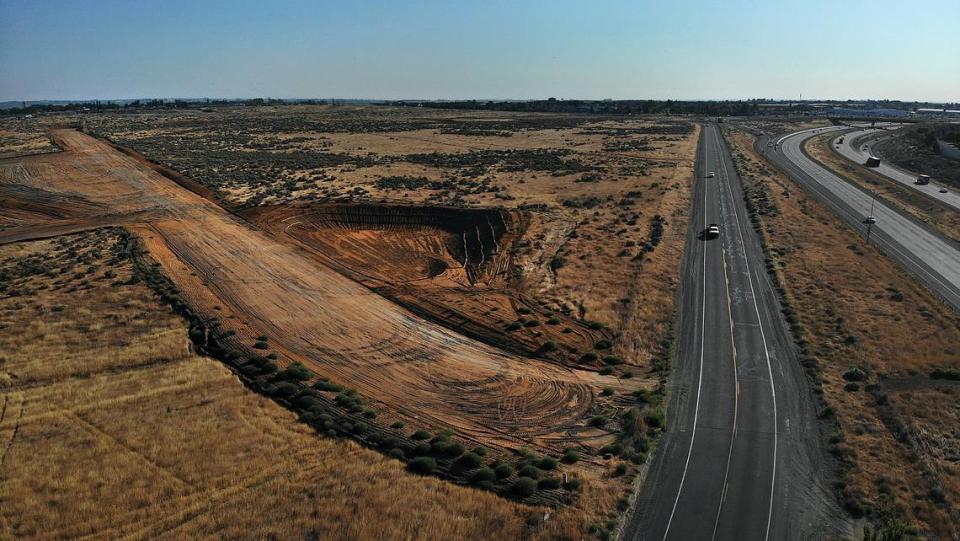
[243, 203, 613, 368]
[0, 130, 622, 453]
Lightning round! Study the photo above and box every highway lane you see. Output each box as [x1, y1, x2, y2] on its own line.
[767, 128, 960, 312]
[833, 126, 960, 211]
[625, 124, 840, 540]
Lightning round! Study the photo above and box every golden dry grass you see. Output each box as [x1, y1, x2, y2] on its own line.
[726, 129, 960, 536]
[0, 229, 623, 540]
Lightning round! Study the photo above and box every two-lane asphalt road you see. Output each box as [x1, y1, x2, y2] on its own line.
[833, 126, 960, 211]
[624, 124, 841, 540]
[767, 128, 960, 312]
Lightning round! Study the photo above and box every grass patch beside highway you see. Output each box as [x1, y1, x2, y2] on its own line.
[724, 128, 960, 538]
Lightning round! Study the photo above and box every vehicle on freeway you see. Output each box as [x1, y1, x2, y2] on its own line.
[863, 216, 877, 224]
[941, 188, 949, 193]
[705, 224, 720, 238]
[916, 174, 931, 185]
[706, 171, 715, 178]
[865, 156, 881, 167]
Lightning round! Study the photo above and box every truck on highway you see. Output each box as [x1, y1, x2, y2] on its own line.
[865, 156, 881, 167]
[916, 174, 931, 185]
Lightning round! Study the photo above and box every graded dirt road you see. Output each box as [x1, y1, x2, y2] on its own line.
[0, 129, 611, 451]
[767, 128, 960, 312]
[624, 124, 842, 540]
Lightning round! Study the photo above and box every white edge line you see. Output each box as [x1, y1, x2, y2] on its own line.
[715, 127, 779, 541]
[660, 125, 709, 541]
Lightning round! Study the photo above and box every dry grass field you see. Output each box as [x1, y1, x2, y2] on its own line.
[0, 106, 697, 538]
[0, 229, 629, 540]
[725, 128, 960, 537]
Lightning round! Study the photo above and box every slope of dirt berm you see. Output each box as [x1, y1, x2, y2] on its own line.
[242, 203, 613, 369]
[0, 129, 622, 456]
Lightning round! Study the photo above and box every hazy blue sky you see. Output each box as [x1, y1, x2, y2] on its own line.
[1, 0, 957, 102]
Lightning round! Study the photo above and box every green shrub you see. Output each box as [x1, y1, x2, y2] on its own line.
[524, 319, 541, 328]
[561, 450, 579, 464]
[580, 352, 599, 363]
[595, 339, 612, 350]
[517, 306, 533, 315]
[388, 448, 405, 460]
[280, 362, 312, 381]
[564, 478, 581, 491]
[613, 463, 628, 477]
[411, 430, 431, 440]
[842, 367, 866, 382]
[457, 452, 483, 469]
[547, 316, 561, 325]
[391, 421, 406, 429]
[408, 457, 436, 475]
[538, 477, 561, 490]
[537, 457, 558, 470]
[603, 355, 624, 365]
[517, 465, 542, 479]
[644, 408, 666, 429]
[472, 446, 488, 456]
[494, 463, 514, 480]
[272, 381, 301, 399]
[313, 379, 343, 392]
[540, 340, 557, 352]
[432, 441, 465, 458]
[472, 467, 496, 483]
[253, 340, 269, 350]
[600, 387, 614, 396]
[589, 415, 607, 427]
[510, 477, 537, 497]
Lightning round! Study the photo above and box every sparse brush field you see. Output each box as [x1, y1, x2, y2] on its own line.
[725, 128, 960, 537]
[0, 229, 625, 540]
[78, 105, 696, 361]
[0, 106, 698, 540]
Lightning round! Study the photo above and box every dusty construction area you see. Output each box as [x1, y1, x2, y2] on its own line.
[0, 106, 697, 535]
[725, 126, 960, 537]
[0, 229, 597, 540]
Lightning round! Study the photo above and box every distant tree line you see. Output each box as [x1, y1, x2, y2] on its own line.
[381, 98, 958, 117]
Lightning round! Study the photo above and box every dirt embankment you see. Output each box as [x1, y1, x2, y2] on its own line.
[244, 203, 614, 369]
[0, 128, 629, 456]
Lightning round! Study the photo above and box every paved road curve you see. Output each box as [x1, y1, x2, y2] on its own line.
[624, 124, 841, 540]
[767, 128, 960, 312]
[834, 127, 960, 211]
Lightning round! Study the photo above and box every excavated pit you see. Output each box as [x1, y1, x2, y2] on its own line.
[248, 204, 515, 287]
[245, 203, 610, 366]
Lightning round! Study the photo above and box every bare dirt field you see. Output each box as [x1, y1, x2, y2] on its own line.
[0, 229, 615, 540]
[0, 106, 697, 535]
[726, 127, 960, 537]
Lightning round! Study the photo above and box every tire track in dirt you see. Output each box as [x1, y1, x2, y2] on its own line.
[0, 129, 609, 453]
